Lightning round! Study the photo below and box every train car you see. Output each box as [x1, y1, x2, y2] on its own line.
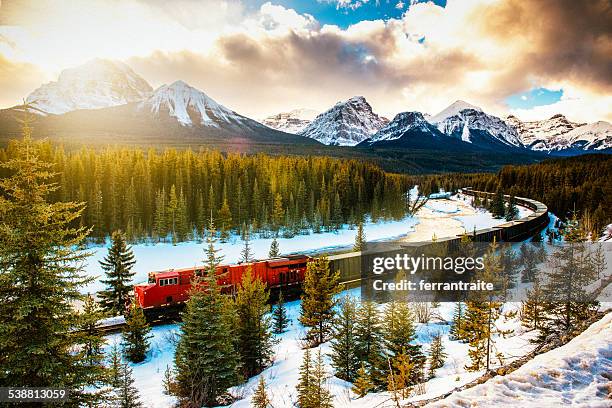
[134, 255, 309, 319]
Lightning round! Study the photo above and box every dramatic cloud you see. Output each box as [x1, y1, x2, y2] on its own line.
[1, 0, 610, 122]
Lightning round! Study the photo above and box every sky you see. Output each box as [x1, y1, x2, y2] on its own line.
[0, 0, 610, 122]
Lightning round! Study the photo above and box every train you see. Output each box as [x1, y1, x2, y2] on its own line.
[134, 188, 549, 318]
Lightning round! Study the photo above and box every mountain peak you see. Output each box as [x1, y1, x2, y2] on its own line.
[142, 81, 240, 126]
[429, 100, 483, 124]
[26, 58, 152, 115]
[299, 96, 388, 146]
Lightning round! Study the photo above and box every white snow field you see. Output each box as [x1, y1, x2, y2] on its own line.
[425, 311, 612, 408]
[107, 291, 549, 408]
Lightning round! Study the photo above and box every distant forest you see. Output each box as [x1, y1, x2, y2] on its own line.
[0, 142, 412, 243]
[416, 154, 612, 234]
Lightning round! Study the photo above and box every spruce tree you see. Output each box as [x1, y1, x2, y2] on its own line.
[273, 291, 289, 334]
[218, 198, 233, 242]
[354, 301, 386, 388]
[77, 294, 111, 404]
[381, 302, 425, 384]
[114, 362, 143, 408]
[427, 333, 447, 379]
[0, 111, 105, 404]
[353, 221, 366, 252]
[505, 195, 519, 221]
[241, 225, 254, 263]
[167, 184, 179, 244]
[272, 193, 285, 232]
[122, 297, 152, 363]
[172, 219, 240, 407]
[449, 302, 465, 341]
[538, 217, 598, 342]
[387, 349, 413, 399]
[464, 241, 503, 372]
[269, 236, 281, 258]
[252, 376, 272, 408]
[490, 189, 505, 219]
[522, 275, 545, 331]
[235, 267, 273, 377]
[99, 230, 137, 315]
[297, 348, 313, 408]
[330, 297, 360, 382]
[352, 364, 373, 398]
[299, 256, 341, 346]
[310, 349, 334, 408]
[108, 343, 123, 388]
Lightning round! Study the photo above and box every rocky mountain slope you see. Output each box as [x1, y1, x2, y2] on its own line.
[299, 96, 389, 146]
[506, 114, 611, 153]
[261, 109, 318, 134]
[26, 59, 152, 114]
[430, 101, 523, 148]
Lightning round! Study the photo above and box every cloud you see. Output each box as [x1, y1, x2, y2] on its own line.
[1, 0, 610, 122]
[0, 53, 46, 108]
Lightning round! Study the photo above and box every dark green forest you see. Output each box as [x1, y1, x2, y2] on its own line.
[416, 154, 612, 234]
[0, 141, 412, 243]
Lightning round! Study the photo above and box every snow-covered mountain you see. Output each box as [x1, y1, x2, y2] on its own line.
[428, 100, 482, 123]
[139, 80, 244, 127]
[26, 59, 152, 115]
[430, 101, 523, 147]
[365, 111, 442, 144]
[261, 109, 319, 134]
[506, 114, 611, 152]
[299, 96, 389, 146]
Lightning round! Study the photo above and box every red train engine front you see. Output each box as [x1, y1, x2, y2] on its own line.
[134, 255, 309, 319]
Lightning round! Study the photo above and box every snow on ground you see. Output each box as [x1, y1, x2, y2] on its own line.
[425, 311, 612, 408]
[81, 216, 418, 293]
[113, 289, 543, 408]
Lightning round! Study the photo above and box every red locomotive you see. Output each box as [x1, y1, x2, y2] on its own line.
[134, 255, 309, 318]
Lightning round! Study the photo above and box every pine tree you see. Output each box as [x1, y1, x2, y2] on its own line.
[77, 294, 111, 404]
[176, 188, 190, 242]
[299, 256, 341, 346]
[235, 267, 273, 378]
[251, 376, 272, 408]
[464, 240, 503, 372]
[99, 230, 137, 315]
[272, 193, 285, 232]
[273, 291, 289, 334]
[427, 333, 447, 379]
[108, 343, 123, 388]
[297, 348, 313, 408]
[381, 302, 425, 384]
[387, 349, 413, 399]
[122, 297, 152, 363]
[310, 349, 334, 408]
[269, 236, 280, 258]
[522, 275, 545, 331]
[114, 362, 143, 408]
[352, 364, 373, 398]
[0, 110, 105, 404]
[505, 195, 519, 221]
[353, 221, 366, 252]
[354, 301, 386, 388]
[490, 189, 506, 219]
[218, 198, 233, 242]
[153, 188, 167, 242]
[538, 216, 598, 342]
[167, 184, 179, 244]
[171, 218, 240, 407]
[241, 225, 254, 263]
[330, 297, 360, 382]
[449, 302, 465, 341]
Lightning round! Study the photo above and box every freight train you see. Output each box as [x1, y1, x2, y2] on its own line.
[134, 188, 549, 318]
